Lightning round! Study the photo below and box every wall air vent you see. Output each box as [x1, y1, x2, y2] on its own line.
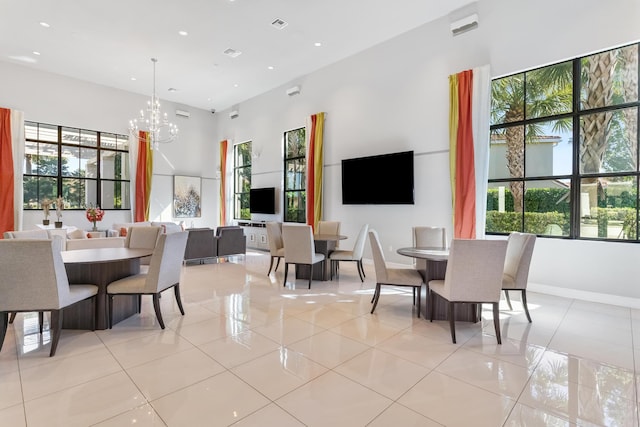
[271, 18, 288, 30]
[450, 13, 479, 36]
[223, 48, 242, 58]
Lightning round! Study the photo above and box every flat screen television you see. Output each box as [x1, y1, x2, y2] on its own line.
[249, 187, 276, 214]
[341, 150, 414, 205]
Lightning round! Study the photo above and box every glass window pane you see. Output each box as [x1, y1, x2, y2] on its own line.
[80, 130, 97, 147]
[489, 127, 523, 179]
[29, 143, 58, 176]
[486, 181, 523, 233]
[38, 123, 58, 142]
[118, 134, 129, 151]
[101, 180, 130, 209]
[580, 108, 638, 174]
[579, 176, 637, 239]
[61, 127, 80, 145]
[285, 191, 306, 222]
[62, 178, 97, 209]
[286, 129, 305, 158]
[581, 45, 639, 110]
[25, 122, 38, 140]
[101, 133, 117, 150]
[525, 61, 573, 120]
[524, 180, 570, 236]
[491, 73, 524, 125]
[23, 176, 57, 209]
[525, 119, 573, 177]
[101, 151, 129, 180]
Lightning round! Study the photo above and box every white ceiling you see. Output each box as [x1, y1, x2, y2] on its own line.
[0, 0, 472, 111]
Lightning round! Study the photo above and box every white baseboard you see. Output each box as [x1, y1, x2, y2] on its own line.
[528, 282, 640, 309]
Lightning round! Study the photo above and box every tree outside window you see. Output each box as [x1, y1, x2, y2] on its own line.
[233, 141, 251, 220]
[284, 128, 306, 223]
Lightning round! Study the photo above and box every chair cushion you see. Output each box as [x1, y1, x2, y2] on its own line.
[385, 268, 423, 287]
[63, 284, 99, 307]
[329, 249, 355, 261]
[68, 229, 88, 239]
[3, 229, 49, 239]
[429, 279, 448, 299]
[107, 274, 148, 294]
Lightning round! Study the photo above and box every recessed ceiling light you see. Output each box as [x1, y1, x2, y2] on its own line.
[223, 48, 242, 58]
[234, 84, 239, 88]
[178, 30, 188, 36]
[314, 42, 322, 47]
[130, 77, 136, 81]
[207, 97, 212, 101]
[267, 66, 274, 70]
[32, 51, 41, 56]
[39, 22, 50, 28]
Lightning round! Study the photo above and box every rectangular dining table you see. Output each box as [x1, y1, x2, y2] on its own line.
[397, 247, 478, 322]
[61, 248, 154, 330]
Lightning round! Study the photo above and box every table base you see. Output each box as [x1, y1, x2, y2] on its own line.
[295, 240, 335, 281]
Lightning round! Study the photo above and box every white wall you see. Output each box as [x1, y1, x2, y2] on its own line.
[0, 61, 219, 230]
[213, 0, 640, 304]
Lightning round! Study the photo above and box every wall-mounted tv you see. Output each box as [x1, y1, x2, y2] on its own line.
[249, 187, 276, 214]
[341, 150, 414, 205]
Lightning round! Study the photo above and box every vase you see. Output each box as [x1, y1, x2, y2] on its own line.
[42, 219, 50, 225]
[92, 220, 98, 231]
[55, 221, 63, 228]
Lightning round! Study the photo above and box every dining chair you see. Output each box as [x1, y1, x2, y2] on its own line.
[107, 231, 188, 329]
[329, 223, 369, 282]
[282, 224, 325, 289]
[429, 239, 507, 344]
[502, 232, 537, 322]
[368, 229, 424, 317]
[412, 226, 447, 276]
[0, 239, 98, 357]
[125, 225, 162, 272]
[265, 221, 285, 275]
[317, 220, 341, 247]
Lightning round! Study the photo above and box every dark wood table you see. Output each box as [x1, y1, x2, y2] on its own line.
[295, 234, 348, 281]
[62, 248, 154, 330]
[397, 247, 477, 322]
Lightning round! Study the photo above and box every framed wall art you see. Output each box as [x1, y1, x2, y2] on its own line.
[173, 175, 202, 218]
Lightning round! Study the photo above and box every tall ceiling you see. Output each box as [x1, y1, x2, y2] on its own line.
[0, 0, 472, 111]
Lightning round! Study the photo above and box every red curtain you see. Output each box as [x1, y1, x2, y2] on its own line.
[134, 131, 152, 222]
[219, 140, 228, 226]
[0, 108, 14, 236]
[453, 70, 476, 239]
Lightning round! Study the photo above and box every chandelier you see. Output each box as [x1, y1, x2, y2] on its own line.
[129, 58, 178, 150]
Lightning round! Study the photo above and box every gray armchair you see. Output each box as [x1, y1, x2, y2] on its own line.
[216, 226, 246, 257]
[184, 228, 217, 263]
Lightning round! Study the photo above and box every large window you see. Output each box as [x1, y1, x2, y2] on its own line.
[24, 122, 130, 210]
[284, 127, 306, 222]
[488, 43, 639, 241]
[233, 141, 251, 220]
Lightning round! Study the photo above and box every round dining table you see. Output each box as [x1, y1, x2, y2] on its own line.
[61, 248, 154, 330]
[295, 234, 348, 281]
[396, 246, 477, 322]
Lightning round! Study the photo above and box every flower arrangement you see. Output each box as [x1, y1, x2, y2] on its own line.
[54, 196, 64, 227]
[85, 204, 105, 231]
[41, 198, 52, 225]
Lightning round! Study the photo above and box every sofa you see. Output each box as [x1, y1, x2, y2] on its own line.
[182, 226, 246, 264]
[111, 221, 183, 237]
[216, 226, 246, 257]
[3, 229, 125, 251]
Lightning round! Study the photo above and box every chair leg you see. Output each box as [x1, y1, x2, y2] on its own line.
[357, 260, 365, 282]
[267, 257, 275, 275]
[91, 296, 96, 331]
[493, 303, 502, 344]
[8, 312, 16, 324]
[39, 311, 44, 334]
[274, 257, 281, 272]
[283, 263, 289, 287]
[370, 284, 382, 314]
[429, 291, 435, 322]
[330, 260, 334, 280]
[360, 260, 366, 278]
[521, 290, 532, 323]
[448, 302, 456, 344]
[174, 284, 185, 315]
[138, 295, 142, 313]
[504, 290, 513, 310]
[49, 309, 63, 357]
[308, 264, 313, 289]
[415, 286, 421, 318]
[108, 294, 114, 329]
[152, 294, 165, 329]
[0, 312, 8, 353]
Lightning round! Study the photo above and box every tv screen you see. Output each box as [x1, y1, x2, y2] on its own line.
[250, 187, 276, 214]
[341, 150, 414, 205]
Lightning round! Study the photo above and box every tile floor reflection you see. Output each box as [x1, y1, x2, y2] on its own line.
[1, 251, 638, 426]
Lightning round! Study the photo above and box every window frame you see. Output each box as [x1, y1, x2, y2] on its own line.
[233, 141, 252, 220]
[283, 127, 306, 223]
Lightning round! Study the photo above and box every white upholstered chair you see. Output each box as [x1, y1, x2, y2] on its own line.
[125, 225, 162, 271]
[282, 224, 325, 289]
[503, 232, 537, 322]
[369, 229, 424, 317]
[265, 221, 284, 275]
[329, 223, 369, 282]
[317, 220, 341, 247]
[107, 231, 188, 329]
[0, 239, 98, 356]
[429, 239, 507, 344]
[412, 226, 447, 275]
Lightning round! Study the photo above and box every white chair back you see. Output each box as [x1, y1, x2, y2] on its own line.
[0, 240, 70, 310]
[413, 226, 447, 249]
[145, 231, 188, 293]
[443, 239, 507, 302]
[266, 221, 284, 255]
[351, 224, 370, 259]
[125, 226, 162, 249]
[283, 224, 316, 264]
[503, 232, 536, 290]
[317, 221, 340, 236]
[368, 230, 389, 283]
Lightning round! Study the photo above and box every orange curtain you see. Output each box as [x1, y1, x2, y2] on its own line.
[306, 112, 325, 230]
[0, 108, 14, 236]
[450, 70, 476, 239]
[219, 140, 228, 226]
[134, 131, 153, 221]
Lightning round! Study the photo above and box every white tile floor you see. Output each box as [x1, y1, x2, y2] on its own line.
[1, 250, 639, 426]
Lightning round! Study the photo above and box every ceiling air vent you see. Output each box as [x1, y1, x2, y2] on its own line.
[223, 48, 242, 58]
[271, 18, 288, 30]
